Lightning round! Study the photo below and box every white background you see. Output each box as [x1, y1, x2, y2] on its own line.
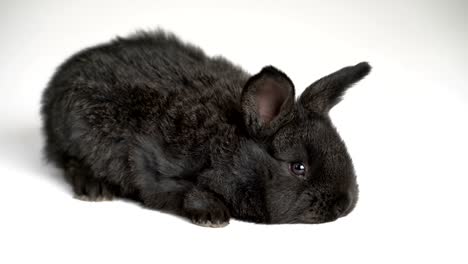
[1, 0, 467, 263]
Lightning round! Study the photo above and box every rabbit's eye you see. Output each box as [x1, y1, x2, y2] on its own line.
[290, 162, 306, 176]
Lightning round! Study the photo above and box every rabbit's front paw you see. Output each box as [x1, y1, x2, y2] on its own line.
[184, 189, 230, 228]
[189, 205, 230, 228]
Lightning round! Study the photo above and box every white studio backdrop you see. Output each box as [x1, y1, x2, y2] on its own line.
[0, 0, 467, 263]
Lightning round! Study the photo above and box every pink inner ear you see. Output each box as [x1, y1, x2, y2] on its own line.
[256, 79, 287, 124]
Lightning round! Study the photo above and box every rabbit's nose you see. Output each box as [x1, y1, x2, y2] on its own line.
[333, 193, 352, 217]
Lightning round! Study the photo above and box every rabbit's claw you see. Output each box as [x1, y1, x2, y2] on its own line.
[67, 159, 115, 202]
[189, 207, 230, 228]
[184, 190, 231, 228]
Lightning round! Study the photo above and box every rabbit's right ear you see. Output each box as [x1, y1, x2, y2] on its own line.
[241, 66, 295, 137]
[299, 62, 371, 113]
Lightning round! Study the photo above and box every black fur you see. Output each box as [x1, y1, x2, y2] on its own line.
[41, 30, 371, 227]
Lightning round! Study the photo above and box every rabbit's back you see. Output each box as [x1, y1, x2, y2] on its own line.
[41, 31, 249, 170]
[49, 31, 248, 93]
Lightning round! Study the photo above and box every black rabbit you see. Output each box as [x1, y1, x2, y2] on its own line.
[41, 30, 371, 227]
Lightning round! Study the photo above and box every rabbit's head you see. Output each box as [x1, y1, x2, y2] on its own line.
[239, 62, 371, 224]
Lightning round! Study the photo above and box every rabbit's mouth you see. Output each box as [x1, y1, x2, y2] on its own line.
[292, 193, 357, 224]
[302, 217, 339, 224]
[296, 210, 341, 224]
[273, 205, 342, 224]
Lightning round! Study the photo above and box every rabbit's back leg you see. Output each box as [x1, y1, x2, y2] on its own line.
[65, 159, 115, 201]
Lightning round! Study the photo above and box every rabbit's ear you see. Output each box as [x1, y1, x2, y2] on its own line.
[241, 66, 295, 135]
[299, 62, 371, 113]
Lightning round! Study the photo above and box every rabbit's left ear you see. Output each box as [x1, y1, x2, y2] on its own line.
[241, 66, 295, 136]
[299, 62, 371, 113]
